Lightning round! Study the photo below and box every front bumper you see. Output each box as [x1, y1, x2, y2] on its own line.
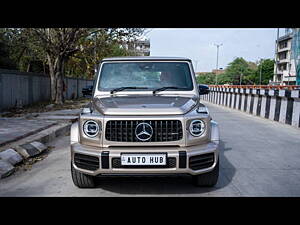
[71, 141, 219, 176]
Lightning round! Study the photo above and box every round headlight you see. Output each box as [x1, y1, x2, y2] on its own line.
[189, 119, 206, 137]
[83, 120, 100, 138]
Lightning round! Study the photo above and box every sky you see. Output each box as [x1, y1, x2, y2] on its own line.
[146, 28, 286, 72]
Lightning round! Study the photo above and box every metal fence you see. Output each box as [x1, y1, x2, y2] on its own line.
[0, 69, 94, 111]
[201, 86, 300, 128]
[208, 85, 300, 90]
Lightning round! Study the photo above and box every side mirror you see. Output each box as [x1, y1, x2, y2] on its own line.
[198, 84, 210, 95]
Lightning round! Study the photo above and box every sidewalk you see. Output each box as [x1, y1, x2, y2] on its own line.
[0, 98, 89, 178]
[0, 118, 56, 147]
[0, 98, 89, 148]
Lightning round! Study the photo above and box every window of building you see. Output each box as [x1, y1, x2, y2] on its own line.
[279, 63, 287, 71]
[279, 41, 288, 49]
[278, 52, 287, 60]
[277, 75, 282, 81]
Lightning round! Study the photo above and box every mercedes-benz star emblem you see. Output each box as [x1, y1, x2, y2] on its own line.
[135, 122, 153, 141]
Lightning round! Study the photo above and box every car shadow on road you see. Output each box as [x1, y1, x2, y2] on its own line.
[95, 140, 237, 195]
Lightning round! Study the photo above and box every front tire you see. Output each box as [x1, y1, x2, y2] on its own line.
[192, 158, 219, 187]
[71, 162, 96, 188]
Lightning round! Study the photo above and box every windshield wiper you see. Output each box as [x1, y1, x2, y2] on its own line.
[110, 86, 148, 94]
[153, 86, 183, 95]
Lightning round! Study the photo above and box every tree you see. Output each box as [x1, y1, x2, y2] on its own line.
[255, 59, 274, 85]
[196, 73, 216, 84]
[21, 28, 89, 104]
[21, 28, 145, 104]
[65, 28, 145, 79]
[224, 57, 256, 85]
[0, 28, 47, 72]
[216, 57, 274, 85]
[217, 73, 235, 84]
[0, 28, 147, 104]
[0, 30, 17, 69]
[0, 41, 16, 69]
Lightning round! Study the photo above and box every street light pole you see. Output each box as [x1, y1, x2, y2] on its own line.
[214, 43, 223, 85]
[240, 73, 243, 85]
[259, 58, 263, 85]
[194, 60, 199, 72]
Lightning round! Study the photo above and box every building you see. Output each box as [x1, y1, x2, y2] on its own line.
[291, 28, 300, 85]
[196, 69, 225, 77]
[134, 39, 150, 56]
[196, 72, 210, 76]
[273, 29, 297, 85]
[212, 69, 225, 75]
[123, 39, 150, 56]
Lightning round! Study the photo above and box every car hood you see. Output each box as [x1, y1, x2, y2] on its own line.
[92, 95, 198, 115]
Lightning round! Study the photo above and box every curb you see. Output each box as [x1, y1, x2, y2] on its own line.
[0, 122, 57, 148]
[0, 122, 72, 179]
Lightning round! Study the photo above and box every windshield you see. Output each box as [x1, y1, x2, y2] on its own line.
[98, 62, 194, 91]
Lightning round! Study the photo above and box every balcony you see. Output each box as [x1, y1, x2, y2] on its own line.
[282, 76, 296, 82]
[282, 70, 296, 82]
[277, 58, 290, 63]
[277, 33, 293, 42]
[276, 70, 284, 75]
[277, 47, 290, 53]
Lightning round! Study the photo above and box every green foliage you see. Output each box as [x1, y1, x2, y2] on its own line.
[0, 28, 47, 72]
[255, 59, 274, 85]
[217, 73, 235, 84]
[196, 73, 216, 85]
[0, 28, 145, 104]
[0, 28, 146, 78]
[63, 28, 145, 79]
[197, 57, 274, 85]
[0, 41, 16, 69]
[0, 30, 17, 69]
[223, 57, 256, 84]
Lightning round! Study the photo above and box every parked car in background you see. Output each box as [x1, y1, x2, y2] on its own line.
[82, 85, 93, 97]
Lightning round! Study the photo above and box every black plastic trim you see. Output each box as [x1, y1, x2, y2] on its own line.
[179, 151, 187, 168]
[101, 151, 110, 169]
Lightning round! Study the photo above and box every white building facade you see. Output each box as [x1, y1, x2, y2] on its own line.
[273, 31, 297, 85]
[122, 39, 150, 56]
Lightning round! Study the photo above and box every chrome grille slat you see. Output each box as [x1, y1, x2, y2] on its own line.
[155, 121, 157, 142]
[125, 121, 128, 142]
[131, 121, 133, 142]
[161, 121, 163, 141]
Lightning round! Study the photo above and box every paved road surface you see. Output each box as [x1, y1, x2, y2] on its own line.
[1, 102, 300, 196]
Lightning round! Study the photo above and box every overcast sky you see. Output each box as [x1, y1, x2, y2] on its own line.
[146, 28, 286, 72]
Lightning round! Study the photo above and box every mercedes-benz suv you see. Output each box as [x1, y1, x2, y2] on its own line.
[70, 57, 220, 188]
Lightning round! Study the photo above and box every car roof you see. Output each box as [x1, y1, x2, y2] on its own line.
[101, 56, 192, 62]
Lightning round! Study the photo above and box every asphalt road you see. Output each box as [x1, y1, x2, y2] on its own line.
[1, 102, 300, 197]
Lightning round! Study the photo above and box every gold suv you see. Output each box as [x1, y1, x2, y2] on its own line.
[70, 57, 220, 188]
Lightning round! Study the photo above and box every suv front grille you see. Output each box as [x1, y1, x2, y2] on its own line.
[105, 120, 183, 142]
[189, 153, 215, 170]
[74, 153, 99, 171]
[112, 157, 176, 168]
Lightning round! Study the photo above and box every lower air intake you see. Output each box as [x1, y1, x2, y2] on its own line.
[189, 153, 215, 170]
[74, 153, 99, 171]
